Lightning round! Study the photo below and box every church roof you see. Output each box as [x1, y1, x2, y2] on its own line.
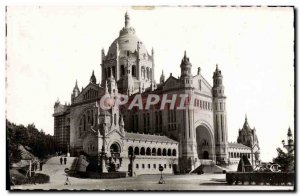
[228, 142, 251, 149]
[106, 12, 150, 60]
[124, 132, 178, 143]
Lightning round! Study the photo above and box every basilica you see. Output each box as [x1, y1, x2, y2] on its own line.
[53, 12, 260, 174]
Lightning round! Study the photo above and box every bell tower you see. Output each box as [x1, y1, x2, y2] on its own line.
[212, 65, 228, 164]
[180, 51, 193, 88]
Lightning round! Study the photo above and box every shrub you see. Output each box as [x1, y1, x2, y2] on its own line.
[10, 170, 50, 186]
[31, 173, 50, 184]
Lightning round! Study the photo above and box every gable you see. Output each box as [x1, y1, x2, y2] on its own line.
[162, 76, 180, 91]
[193, 75, 212, 96]
[75, 83, 104, 103]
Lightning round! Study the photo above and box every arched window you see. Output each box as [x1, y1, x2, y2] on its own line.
[172, 149, 176, 156]
[79, 119, 83, 136]
[114, 114, 117, 125]
[87, 111, 90, 125]
[146, 68, 149, 79]
[132, 65, 136, 77]
[110, 143, 120, 158]
[140, 147, 145, 155]
[128, 146, 133, 156]
[146, 147, 151, 156]
[121, 65, 125, 76]
[83, 115, 86, 132]
[162, 149, 167, 156]
[167, 149, 172, 156]
[157, 148, 162, 156]
[134, 147, 139, 155]
[152, 148, 156, 156]
[91, 110, 94, 125]
[110, 143, 120, 154]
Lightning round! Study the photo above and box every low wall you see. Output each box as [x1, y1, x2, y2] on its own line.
[226, 172, 295, 185]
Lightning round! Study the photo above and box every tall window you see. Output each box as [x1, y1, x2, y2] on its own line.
[146, 68, 149, 79]
[168, 110, 176, 130]
[215, 115, 218, 140]
[121, 65, 125, 76]
[159, 111, 162, 132]
[132, 65, 136, 77]
[221, 114, 223, 142]
[112, 66, 116, 77]
[107, 67, 111, 77]
[143, 113, 147, 132]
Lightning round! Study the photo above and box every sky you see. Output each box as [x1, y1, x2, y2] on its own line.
[6, 6, 294, 162]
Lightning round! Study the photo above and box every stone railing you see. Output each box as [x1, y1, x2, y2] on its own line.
[226, 172, 295, 186]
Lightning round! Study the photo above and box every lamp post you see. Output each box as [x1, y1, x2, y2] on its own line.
[128, 154, 136, 177]
[98, 126, 107, 174]
[158, 165, 165, 184]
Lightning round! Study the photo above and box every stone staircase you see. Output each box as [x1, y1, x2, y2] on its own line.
[190, 159, 228, 174]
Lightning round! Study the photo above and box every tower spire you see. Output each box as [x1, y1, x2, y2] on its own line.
[160, 70, 165, 83]
[125, 11, 130, 28]
[75, 80, 78, 88]
[90, 70, 96, 83]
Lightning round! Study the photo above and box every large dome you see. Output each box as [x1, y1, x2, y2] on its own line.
[106, 12, 149, 58]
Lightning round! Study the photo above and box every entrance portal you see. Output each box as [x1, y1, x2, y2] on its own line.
[196, 125, 213, 160]
[203, 151, 209, 159]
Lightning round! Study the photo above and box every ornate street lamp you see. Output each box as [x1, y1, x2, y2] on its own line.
[98, 124, 107, 174]
[158, 165, 165, 184]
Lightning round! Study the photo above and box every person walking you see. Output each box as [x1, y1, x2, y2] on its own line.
[64, 157, 67, 165]
[60, 157, 63, 165]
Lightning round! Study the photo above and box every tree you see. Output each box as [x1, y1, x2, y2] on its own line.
[273, 147, 294, 172]
[7, 119, 58, 165]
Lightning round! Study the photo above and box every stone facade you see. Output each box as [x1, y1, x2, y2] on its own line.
[53, 12, 260, 174]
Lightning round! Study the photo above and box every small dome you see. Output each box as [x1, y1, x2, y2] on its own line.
[106, 12, 150, 59]
[180, 51, 192, 67]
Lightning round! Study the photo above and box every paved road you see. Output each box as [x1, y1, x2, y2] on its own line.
[11, 157, 294, 191]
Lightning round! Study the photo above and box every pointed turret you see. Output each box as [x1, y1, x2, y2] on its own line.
[120, 11, 136, 36]
[213, 64, 225, 97]
[243, 114, 250, 129]
[71, 80, 80, 104]
[73, 80, 80, 95]
[180, 51, 193, 88]
[160, 70, 165, 83]
[180, 51, 192, 76]
[197, 67, 201, 75]
[90, 70, 97, 84]
[287, 127, 294, 146]
[101, 48, 105, 62]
